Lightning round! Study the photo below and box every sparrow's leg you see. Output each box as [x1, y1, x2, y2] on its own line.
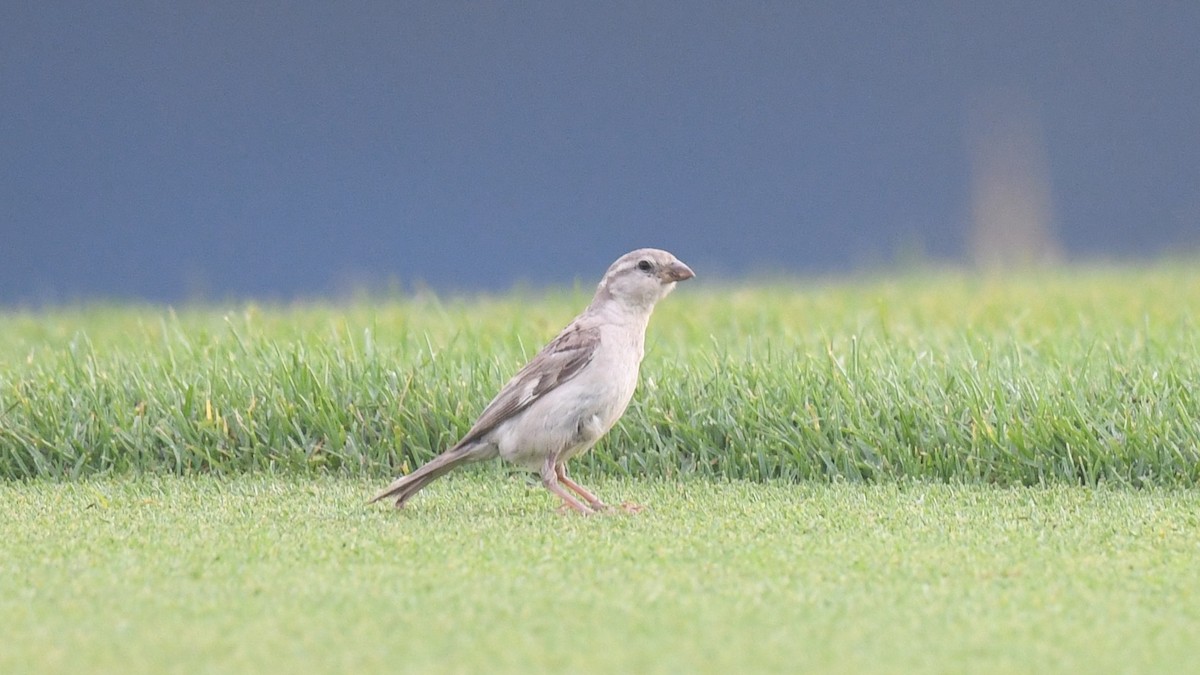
[556, 463, 609, 510]
[540, 460, 594, 515]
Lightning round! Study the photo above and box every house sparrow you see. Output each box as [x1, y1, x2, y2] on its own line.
[370, 248, 694, 514]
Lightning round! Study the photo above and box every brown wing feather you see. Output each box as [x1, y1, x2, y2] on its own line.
[453, 323, 601, 448]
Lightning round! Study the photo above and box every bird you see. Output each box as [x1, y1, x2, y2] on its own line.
[370, 248, 695, 514]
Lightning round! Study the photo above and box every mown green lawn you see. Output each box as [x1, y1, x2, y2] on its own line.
[3, 262, 1200, 672]
[3, 475, 1198, 674]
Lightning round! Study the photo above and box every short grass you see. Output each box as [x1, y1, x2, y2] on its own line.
[5, 264, 1200, 673]
[3, 474, 1198, 674]
[3, 262, 1199, 485]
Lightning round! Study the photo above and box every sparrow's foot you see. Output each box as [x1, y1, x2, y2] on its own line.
[554, 499, 596, 516]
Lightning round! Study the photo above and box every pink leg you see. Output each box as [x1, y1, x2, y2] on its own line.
[541, 461, 594, 515]
[556, 464, 608, 510]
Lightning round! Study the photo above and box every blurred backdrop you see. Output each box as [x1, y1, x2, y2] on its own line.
[2, 2, 1197, 304]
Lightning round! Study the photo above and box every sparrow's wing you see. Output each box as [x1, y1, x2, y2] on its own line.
[453, 321, 601, 448]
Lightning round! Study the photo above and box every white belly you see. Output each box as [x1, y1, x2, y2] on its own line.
[494, 329, 642, 470]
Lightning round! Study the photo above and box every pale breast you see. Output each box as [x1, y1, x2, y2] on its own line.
[494, 324, 645, 469]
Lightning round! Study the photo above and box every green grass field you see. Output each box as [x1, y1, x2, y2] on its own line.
[3, 475, 1199, 674]
[3, 262, 1200, 673]
[3, 263, 1198, 484]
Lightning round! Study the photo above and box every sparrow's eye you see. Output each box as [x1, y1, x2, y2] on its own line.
[636, 260, 653, 272]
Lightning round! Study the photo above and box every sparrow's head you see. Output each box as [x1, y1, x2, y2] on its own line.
[591, 248, 695, 313]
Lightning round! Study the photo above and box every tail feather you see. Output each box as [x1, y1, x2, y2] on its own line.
[369, 446, 480, 507]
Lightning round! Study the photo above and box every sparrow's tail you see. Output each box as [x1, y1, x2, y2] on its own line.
[368, 444, 485, 508]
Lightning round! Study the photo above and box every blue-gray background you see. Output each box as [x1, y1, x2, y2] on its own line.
[3, 2, 1197, 304]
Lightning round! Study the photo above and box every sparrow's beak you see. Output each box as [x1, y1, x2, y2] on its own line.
[660, 260, 695, 283]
